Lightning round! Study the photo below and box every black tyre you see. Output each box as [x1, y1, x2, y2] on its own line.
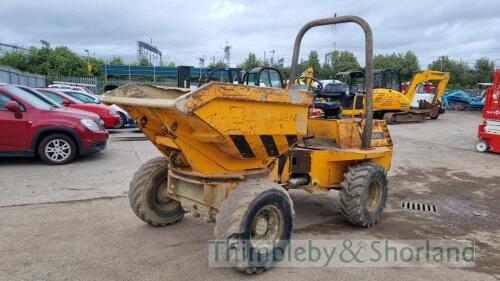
[214, 178, 294, 274]
[38, 134, 77, 165]
[114, 112, 127, 129]
[339, 161, 388, 227]
[129, 157, 184, 226]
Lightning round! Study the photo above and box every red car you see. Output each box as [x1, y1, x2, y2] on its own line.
[0, 84, 108, 165]
[35, 88, 120, 129]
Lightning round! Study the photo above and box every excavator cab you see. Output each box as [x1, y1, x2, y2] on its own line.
[373, 69, 402, 91]
[243, 67, 284, 88]
[335, 70, 366, 110]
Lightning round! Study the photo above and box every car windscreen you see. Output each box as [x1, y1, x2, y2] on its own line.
[63, 91, 97, 104]
[37, 90, 66, 104]
[1, 85, 52, 110]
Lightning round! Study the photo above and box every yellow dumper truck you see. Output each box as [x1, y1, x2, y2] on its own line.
[102, 16, 393, 274]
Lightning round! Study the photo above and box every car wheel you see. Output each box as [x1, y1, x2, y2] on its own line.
[38, 134, 77, 165]
[114, 112, 127, 129]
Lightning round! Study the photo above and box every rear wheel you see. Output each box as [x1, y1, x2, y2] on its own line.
[38, 134, 77, 165]
[129, 157, 184, 226]
[339, 162, 388, 227]
[214, 178, 294, 274]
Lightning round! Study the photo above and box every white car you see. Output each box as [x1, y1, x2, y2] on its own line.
[49, 84, 133, 128]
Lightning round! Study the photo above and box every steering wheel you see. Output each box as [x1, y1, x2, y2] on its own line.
[296, 76, 323, 93]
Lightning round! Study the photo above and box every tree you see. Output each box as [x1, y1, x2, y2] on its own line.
[0, 51, 29, 71]
[87, 56, 105, 76]
[241, 53, 260, 71]
[48, 47, 88, 76]
[400, 51, 420, 81]
[304, 51, 321, 76]
[109, 56, 124, 65]
[374, 51, 420, 81]
[428, 56, 471, 87]
[139, 57, 151, 66]
[330, 50, 361, 75]
[473, 57, 494, 84]
[208, 60, 228, 69]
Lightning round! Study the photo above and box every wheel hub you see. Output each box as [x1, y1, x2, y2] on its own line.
[250, 205, 283, 249]
[45, 139, 71, 162]
[367, 179, 383, 211]
[254, 217, 268, 236]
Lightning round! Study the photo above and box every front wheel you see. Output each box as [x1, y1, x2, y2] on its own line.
[38, 134, 77, 165]
[129, 157, 184, 226]
[214, 178, 294, 274]
[113, 112, 127, 129]
[339, 162, 388, 227]
[475, 140, 489, 153]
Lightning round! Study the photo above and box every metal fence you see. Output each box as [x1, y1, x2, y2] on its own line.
[47, 76, 98, 94]
[0, 65, 46, 87]
[97, 79, 177, 94]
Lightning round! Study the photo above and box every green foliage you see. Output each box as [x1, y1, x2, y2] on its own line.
[304, 51, 321, 76]
[139, 57, 151, 66]
[87, 56, 105, 76]
[329, 50, 361, 78]
[428, 56, 474, 88]
[109, 56, 124, 65]
[241, 53, 260, 71]
[473, 57, 495, 84]
[0, 46, 100, 77]
[374, 51, 420, 81]
[208, 60, 228, 69]
[0, 51, 29, 70]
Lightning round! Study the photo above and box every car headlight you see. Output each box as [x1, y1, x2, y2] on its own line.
[81, 119, 100, 131]
[109, 110, 118, 116]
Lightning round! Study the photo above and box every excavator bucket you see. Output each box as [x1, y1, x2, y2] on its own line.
[101, 82, 312, 175]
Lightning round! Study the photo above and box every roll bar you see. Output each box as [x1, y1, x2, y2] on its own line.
[289, 16, 374, 149]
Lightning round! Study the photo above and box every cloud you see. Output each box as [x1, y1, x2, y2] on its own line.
[0, 0, 499, 67]
[209, 1, 245, 19]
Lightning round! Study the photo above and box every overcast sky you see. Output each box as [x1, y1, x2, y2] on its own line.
[1, 0, 500, 68]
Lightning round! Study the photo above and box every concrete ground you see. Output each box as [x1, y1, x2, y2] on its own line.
[1, 111, 499, 281]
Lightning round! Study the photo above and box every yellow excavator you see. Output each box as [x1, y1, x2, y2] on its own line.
[341, 69, 450, 124]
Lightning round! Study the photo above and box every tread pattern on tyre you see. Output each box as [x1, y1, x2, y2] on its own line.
[129, 156, 184, 227]
[339, 161, 388, 228]
[214, 178, 294, 240]
[214, 178, 294, 274]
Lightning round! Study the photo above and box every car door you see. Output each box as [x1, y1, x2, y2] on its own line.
[0, 92, 30, 151]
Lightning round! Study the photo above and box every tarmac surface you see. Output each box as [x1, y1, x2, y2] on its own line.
[1, 111, 499, 281]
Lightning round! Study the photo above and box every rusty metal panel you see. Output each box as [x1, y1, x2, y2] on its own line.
[290, 149, 311, 174]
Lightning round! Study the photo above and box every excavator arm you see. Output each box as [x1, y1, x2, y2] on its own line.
[403, 70, 450, 104]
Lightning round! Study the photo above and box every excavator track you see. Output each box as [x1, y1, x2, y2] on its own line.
[383, 111, 426, 125]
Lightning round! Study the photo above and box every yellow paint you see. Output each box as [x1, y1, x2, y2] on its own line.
[103, 81, 393, 189]
[343, 70, 450, 115]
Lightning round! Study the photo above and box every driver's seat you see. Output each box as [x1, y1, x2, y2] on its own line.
[311, 82, 347, 119]
[312, 100, 342, 119]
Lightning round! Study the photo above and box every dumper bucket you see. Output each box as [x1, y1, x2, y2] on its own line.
[101, 82, 312, 175]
